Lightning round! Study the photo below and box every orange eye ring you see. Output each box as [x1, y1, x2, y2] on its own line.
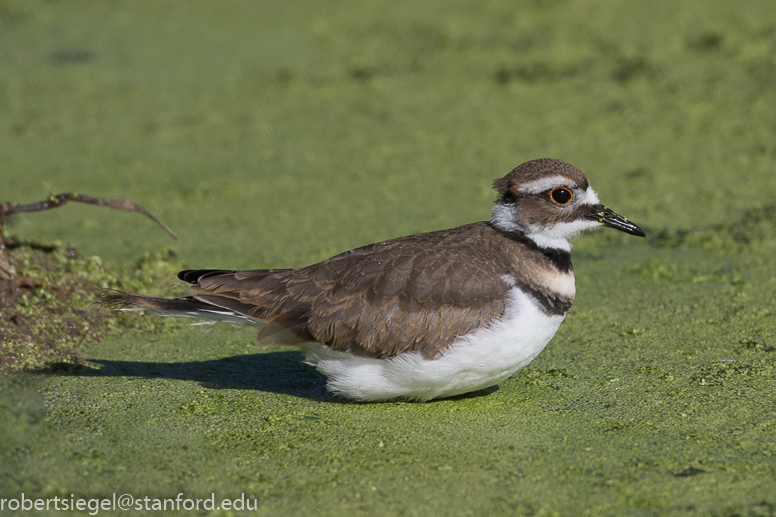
[549, 187, 573, 205]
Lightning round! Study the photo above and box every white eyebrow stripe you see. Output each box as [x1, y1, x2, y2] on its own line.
[519, 176, 574, 194]
[520, 178, 601, 207]
[585, 187, 601, 205]
[576, 186, 600, 205]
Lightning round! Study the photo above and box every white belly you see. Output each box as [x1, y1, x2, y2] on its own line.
[302, 288, 566, 402]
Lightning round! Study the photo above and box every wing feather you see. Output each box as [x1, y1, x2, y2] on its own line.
[180, 223, 513, 358]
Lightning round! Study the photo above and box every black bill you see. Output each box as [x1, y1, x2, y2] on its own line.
[596, 206, 645, 237]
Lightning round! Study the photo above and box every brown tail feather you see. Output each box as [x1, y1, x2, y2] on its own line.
[95, 290, 266, 328]
[96, 291, 217, 313]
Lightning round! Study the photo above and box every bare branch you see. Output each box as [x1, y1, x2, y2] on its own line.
[0, 193, 179, 240]
[0, 193, 179, 279]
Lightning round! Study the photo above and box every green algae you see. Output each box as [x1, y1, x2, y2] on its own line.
[1, 0, 775, 515]
[0, 243, 187, 372]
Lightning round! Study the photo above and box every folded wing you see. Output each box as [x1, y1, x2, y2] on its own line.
[181, 223, 512, 358]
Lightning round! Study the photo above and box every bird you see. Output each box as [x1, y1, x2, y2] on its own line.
[100, 158, 645, 402]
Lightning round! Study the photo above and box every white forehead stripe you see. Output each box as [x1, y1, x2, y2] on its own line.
[580, 186, 600, 205]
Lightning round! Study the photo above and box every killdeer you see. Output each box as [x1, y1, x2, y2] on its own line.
[101, 158, 644, 401]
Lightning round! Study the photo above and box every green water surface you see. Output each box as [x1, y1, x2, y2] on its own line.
[1, 0, 775, 515]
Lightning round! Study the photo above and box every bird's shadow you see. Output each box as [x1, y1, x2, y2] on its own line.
[46, 351, 333, 401]
[43, 351, 499, 403]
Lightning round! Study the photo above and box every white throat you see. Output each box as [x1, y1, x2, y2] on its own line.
[490, 204, 573, 252]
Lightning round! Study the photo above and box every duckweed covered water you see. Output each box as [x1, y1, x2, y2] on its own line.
[1, 0, 775, 515]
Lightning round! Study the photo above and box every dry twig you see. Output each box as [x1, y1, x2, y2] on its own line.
[0, 193, 178, 279]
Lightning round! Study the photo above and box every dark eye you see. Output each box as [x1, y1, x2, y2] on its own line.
[549, 187, 573, 205]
